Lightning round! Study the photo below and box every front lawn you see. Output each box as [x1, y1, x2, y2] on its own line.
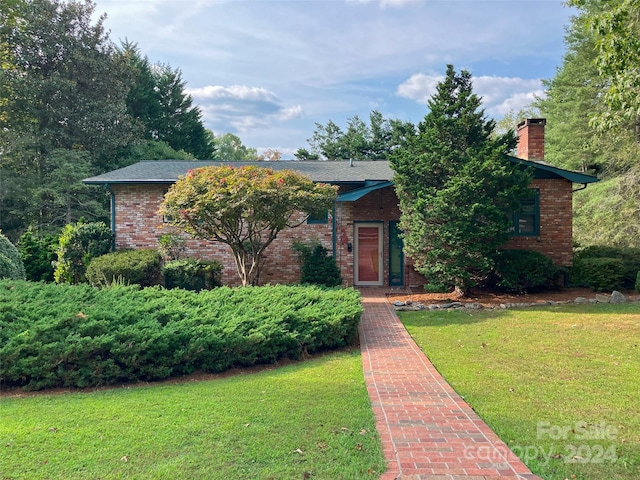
[0, 350, 386, 479]
[398, 303, 640, 480]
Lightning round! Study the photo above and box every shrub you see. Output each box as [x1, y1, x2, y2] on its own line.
[0, 282, 362, 390]
[157, 232, 186, 261]
[18, 228, 57, 282]
[293, 241, 342, 287]
[0, 232, 26, 280]
[162, 258, 222, 291]
[573, 245, 640, 289]
[492, 249, 558, 293]
[572, 257, 625, 292]
[54, 222, 113, 284]
[86, 249, 163, 287]
[636, 271, 640, 292]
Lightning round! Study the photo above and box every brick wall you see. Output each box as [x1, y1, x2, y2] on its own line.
[503, 178, 574, 267]
[111, 177, 574, 287]
[111, 184, 333, 286]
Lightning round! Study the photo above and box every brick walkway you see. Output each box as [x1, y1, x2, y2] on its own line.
[358, 288, 542, 480]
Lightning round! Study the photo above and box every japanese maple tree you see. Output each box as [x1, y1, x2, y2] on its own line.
[160, 165, 337, 286]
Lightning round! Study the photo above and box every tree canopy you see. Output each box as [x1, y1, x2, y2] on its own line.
[160, 165, 337, 286]
[532, 0, 640, 247]
[0, 0, 216, 242]
[303, 111, 416, 161]
[391, 65, 532, 295]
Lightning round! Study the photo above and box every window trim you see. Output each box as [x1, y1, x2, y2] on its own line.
[307, 210, 329, 224]
[512, 189, 540, 237]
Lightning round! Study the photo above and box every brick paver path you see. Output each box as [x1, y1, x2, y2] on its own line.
[358, 288, 542, 480]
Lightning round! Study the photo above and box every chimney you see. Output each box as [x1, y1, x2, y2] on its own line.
[517, 118, 546, 161]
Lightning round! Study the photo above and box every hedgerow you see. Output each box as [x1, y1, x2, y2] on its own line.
[0, 281, 362, 391]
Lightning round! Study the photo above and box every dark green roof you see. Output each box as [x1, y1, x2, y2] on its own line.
[83, 159, 598, 186]
[508, 156, 599, 184]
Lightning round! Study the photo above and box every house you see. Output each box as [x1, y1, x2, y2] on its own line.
[84, 119, 598, 288]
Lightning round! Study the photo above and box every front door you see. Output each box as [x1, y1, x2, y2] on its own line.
[355, 223, 383, 286]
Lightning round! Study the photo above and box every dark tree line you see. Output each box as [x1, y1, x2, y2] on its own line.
[0, 0, 215, 241]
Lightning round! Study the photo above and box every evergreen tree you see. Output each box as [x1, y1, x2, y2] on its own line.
[0, 0, 136, 239]
[391, 65, 532, 296]
[118, 44, 214, 159]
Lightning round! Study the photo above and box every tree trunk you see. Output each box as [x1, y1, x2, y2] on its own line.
[453, 285, 466, 298]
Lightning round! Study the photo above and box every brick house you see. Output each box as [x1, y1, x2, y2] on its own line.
[84, 119, 598, 288]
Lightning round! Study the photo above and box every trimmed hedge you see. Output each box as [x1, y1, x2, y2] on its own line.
[573, 245, 640, 290]
[86, 249, 163, 287]
[572, 257, 625, 292]
[492, 249, 558, 293]
[162, 258, 222, 291]
[0, 281, 362, 391]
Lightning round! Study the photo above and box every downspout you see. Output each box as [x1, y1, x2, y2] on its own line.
[105, 183, 115, 251]
[332, 203, 337, 258]
[572, 183, 588, 193]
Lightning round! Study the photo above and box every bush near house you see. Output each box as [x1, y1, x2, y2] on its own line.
[293, 241, 343, 287]
[162, 258, 222, 291]
[572, 245, 640, 291]
[86, 249, 163, 287]
[17, 228, 57, 282]
[492, 249, 558, 293]
[0, 281, 362, 391]
[53, 222, 113, 284]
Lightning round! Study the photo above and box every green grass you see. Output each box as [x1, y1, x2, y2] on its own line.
[0, 350, 385, 480]
[399, 303, 640, 480]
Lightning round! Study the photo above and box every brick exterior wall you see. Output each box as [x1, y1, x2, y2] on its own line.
[503, 178, 574, 267]
[111, 176, 574, 287]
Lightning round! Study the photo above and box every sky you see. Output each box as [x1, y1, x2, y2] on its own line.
[92, 0, 574, 159]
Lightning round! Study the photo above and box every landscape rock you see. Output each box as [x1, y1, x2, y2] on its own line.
[574, 297, 588, 304]
[609, 291, 627, 304]
[595, 293, 610, 303]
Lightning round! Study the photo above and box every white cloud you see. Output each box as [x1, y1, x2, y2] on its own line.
[187, 84, 303, 135]
[397, 73, 543, 117]
[396, 73, 443, 104]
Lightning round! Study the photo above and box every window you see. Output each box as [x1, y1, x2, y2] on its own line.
[307, 210, 329, 224]
[512, 190, 539, 236]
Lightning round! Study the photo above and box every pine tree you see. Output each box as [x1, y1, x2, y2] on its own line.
[390, 65, 532, 296]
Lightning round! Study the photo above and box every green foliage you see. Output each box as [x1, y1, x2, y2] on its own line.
[17, 228, 57, 281]
[162, 258, 222, 291]
[572, 257, 625, 291]
[0, 231, 25, 280]
[157, 231, 186, 261]
[306, 111, 416, 161]
[293, 241, 342, 287]
[492, 249, 558, 293]
[0, 282, 362, 390]
[573, 174, 640, 248]
[568, 0, 640, 132]
[53, 222, 113, 284]
[390, 65, 532, 294]
[636, 271, 640, 292]
[214, 132, 258, 161]
[86, 249, 163, 287]
[161, 165, 338, 286]
[573, 245, 640, 289]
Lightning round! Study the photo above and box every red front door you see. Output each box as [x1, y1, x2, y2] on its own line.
[355, 223, 383, 286]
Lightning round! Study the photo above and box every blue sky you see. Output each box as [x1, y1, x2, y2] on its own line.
[93, 0, 573, 158]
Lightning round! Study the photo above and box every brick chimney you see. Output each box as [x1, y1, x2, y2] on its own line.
[517, 118, 546, 161]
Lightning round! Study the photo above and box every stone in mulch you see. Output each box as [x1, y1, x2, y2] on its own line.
[393, 290, 637, 311]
